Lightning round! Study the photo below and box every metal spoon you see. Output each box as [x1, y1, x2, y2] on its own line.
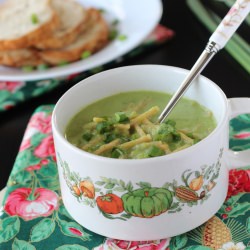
[158, 0, 250, 123]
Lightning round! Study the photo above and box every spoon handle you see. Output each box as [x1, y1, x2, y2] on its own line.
[158, 0, 250, 123]
[209, 0, 250, 49]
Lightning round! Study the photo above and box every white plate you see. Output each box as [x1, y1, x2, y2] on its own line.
[0, 187, 6, 206]
[0, 0, 162, 81]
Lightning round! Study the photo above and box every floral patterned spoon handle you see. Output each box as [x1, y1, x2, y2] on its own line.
[158, 0, 250, 123]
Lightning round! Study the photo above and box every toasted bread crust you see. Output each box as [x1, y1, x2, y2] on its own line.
[0, 1, 110, 68]
[39, 9, 109, 65]
[0, 0, 60, 50]
[35, 0, 90, 49]
[0, 48, 44, 67]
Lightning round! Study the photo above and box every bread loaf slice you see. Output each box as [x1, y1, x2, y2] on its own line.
[39, 8, 109, 65]
[0, 0, 59, 50]
[35, 0, 89, 50]
[0, 49, 43, 67]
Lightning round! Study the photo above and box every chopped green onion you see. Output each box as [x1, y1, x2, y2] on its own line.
[31, 14, 39, 24]
[172, 132, 181, 142]
[111, 148, 124, 158]
[112, 19, 119, 26]
[98, 8, 105, 13]
[58, 61, 68, 66]
[22, 65, 34, 72]
[109, 29, 118, 40]
[153, 122, 180, 143]
[37, 64, 49, 71]
[104, 133, 117, 143]
[131, 133, 139, 140]
[96, 121, 110, 134]
[158, 123, 174, 134]
[82, 132, 92, 141]
[148, 146, 165, 157]
[114, 112, 129, 123]
[164, 119, 176, 126]
[118, 34, 127, 41]
[81, 51, 91, 59]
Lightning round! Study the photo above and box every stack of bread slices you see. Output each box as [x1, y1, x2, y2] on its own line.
[0, 0, 109, 68]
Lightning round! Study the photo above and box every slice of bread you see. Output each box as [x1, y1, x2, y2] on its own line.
[39, 8, 109, 65]
[0, 0, 59, 50]
[0, 5, 110, 68]
[35, 0, 89, 50]
[0, 49, 43, 67]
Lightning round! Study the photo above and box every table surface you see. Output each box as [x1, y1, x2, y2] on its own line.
[0, 0, 249, 190]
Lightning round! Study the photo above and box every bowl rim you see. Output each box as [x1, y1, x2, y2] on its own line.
[52, 64, 229, 164]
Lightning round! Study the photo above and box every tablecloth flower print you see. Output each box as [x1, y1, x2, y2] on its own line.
[0, 105, 250, 250]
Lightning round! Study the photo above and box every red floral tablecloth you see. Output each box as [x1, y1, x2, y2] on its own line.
[0, 105, 250, 250]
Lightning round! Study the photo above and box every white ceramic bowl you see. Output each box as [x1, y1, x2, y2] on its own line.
[52, 65, 250, 240]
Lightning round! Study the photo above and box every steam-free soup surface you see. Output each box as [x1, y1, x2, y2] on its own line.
[65, 91, 216, 159]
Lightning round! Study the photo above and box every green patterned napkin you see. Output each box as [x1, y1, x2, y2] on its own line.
[0, 25, 174, 112]
[0, 105, 250, 249]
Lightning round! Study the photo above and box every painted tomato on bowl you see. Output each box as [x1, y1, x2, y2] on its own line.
[96, 193, 123, 214]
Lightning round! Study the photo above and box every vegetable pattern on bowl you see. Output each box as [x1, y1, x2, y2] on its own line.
[58, 148, 223, 220]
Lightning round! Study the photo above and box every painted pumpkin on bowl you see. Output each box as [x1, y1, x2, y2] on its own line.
[122, 187, 173, 218]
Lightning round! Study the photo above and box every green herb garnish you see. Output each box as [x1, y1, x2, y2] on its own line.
[164, 119, 176, 126]
[96, 121, 111, 134]
[111, 148, 124, 158]
[31, 14, 39, 24]
[98, 8, 105, 14]
[118, 34, 127, 41]
[114, 112, 129, 123]
[81, 51, 91, 59]
[104, 133, 117, 143]
[109, 29, 118, 40]
[22, 65, 34, 72]
[112, 19, 119, 26]
[37, 64, 49, 71]
[147, 146, 165, 157]
[82, 132, 93, 141]
[153, 121, 180, 143]
[58, 61, 68, 66]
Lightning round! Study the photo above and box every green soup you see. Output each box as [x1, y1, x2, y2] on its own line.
[65, 91, 216, 159]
